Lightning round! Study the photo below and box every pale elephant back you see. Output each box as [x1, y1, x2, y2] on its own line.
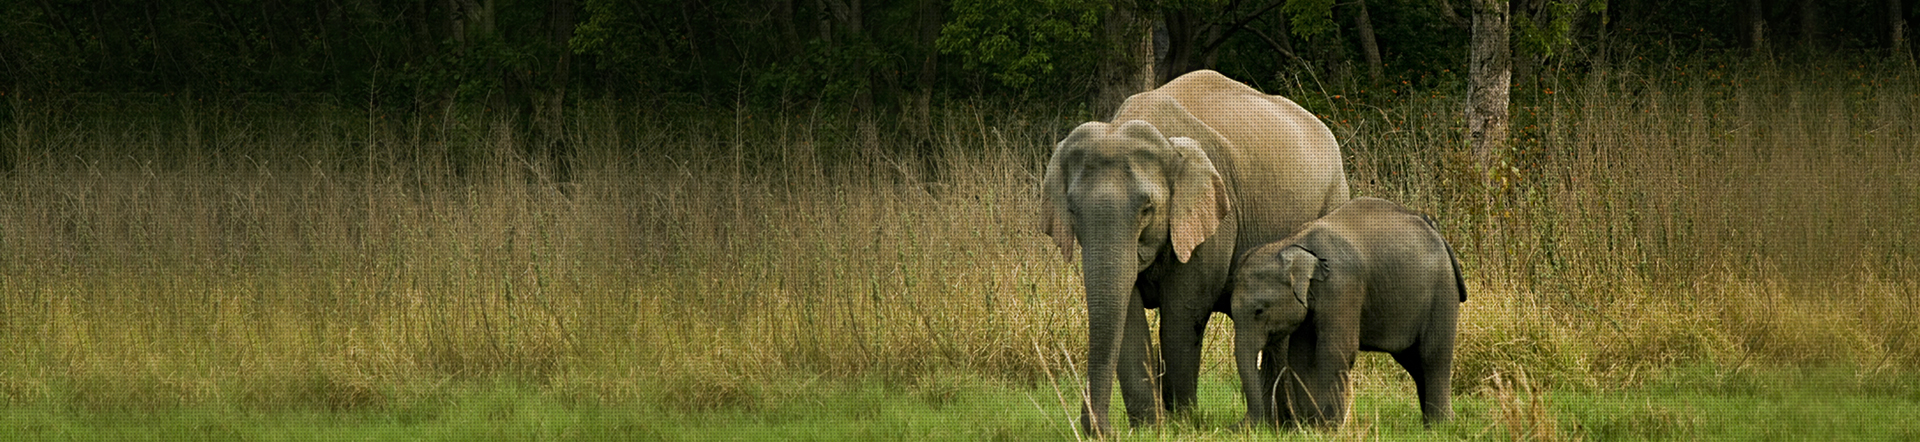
[1112, 70, 1349, 251]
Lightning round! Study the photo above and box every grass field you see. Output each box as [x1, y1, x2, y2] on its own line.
[2, 56, 1917, 439]
[6, 367, 1919, 440]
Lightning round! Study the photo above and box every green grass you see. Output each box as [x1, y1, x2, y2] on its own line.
[7, 367, 1917, 441]
[1560, 367, 1920, 441]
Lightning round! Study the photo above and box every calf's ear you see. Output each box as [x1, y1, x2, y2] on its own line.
[1281, 247, 1319, 306]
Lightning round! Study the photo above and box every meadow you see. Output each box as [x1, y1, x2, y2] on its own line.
[2, 56, 1917, 440]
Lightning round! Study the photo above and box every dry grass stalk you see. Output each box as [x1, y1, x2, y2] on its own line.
[1487, 368, 1570, 442]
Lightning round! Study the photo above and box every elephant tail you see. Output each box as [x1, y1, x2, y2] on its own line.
[1424, 214, 1467, 303]
[1446, 239, 1466, 302]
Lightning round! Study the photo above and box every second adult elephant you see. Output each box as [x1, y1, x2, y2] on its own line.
[1040, 70, 1349, 437]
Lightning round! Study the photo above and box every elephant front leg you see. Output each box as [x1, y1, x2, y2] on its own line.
[1118, 289, 1164, 426]
[1156, 236, 1232, 415]
[1283, 324, 1356, 428]
[1159, 307, 1212, 413]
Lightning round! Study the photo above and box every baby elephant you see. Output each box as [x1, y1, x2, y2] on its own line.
[1231, 197, 1465, 429]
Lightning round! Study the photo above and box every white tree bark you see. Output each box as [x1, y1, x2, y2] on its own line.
[1467, 0, 1510, 183]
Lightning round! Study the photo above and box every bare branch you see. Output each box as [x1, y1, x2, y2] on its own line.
[1247, 26, 1304, 64]
[1199, 0, 1289, 55]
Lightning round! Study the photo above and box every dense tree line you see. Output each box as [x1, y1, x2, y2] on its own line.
[1, 0, 1912, 176]
[1, 1, 1912, 189]
[4, 1, 1911, 104]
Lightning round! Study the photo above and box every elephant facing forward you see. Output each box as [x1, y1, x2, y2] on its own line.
[1041, 70, 1349, 437]
[1231, 197, 1465, 429]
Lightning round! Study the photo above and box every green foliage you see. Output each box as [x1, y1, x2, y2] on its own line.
[568, 0, 625, 56]
[1280, 0, 1338, 41]
[570, 0, 754, 98]
[3, 0, 1914, 106]
[1514, 0, 1608, 58]
[756, 38, 894, 103]
[937, 0, 1107, 89]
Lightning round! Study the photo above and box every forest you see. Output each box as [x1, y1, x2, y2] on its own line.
[5, 1, 1913, 108]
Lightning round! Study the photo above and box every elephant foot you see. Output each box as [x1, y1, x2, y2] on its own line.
[1125, 408, 1164, 428]
[1081, 413, 1115, 438]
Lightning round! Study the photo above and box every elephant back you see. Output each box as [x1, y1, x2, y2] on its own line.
[1114, 70, 1350, 251]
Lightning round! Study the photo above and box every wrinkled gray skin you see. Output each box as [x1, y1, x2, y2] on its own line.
[1041, 70, 1349, 437]
[1231, 197, 1465, 429]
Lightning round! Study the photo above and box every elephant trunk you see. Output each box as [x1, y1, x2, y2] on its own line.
[1078, 210, 1142, 437]
[1235, 326, 1272, 426]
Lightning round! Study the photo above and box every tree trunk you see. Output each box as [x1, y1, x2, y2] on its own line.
[1467, 0, 1509, 184]
[536, 0, 577, 183]
[822, 0, 880, 155]
[775, 0, 802, 57]
[1892, 0, 1910, 60]
[1746, 0, 1767, 50]
[815, 0, 833, 43]
[1797, 0, 1816, 49]
[480, 0, 497, 66]
[1157, 1, 1282, 85]
[445, 0, 471, 54]
[1096, 3, 1155, 120]
[1351, 0, 1385, 84]
[1158, 9, 1201, 85]
[1322, 8, 1354, 85]
[911, 0, 943, 144]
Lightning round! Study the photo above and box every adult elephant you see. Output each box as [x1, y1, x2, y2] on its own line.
[1040, 70, 1349, 436]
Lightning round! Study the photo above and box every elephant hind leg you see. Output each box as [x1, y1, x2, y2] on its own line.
[1392, 345, 1454, 426]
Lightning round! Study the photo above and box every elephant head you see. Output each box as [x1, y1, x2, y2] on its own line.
[1231, 245, 1325, 426]
[1039, 119, 1231, 435]
[1041, 120, 1231, 266]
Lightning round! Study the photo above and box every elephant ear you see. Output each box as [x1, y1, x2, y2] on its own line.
[1281, 246, 1319, 306]
[1167, 137, 1230, 263]
[1040, 137, 1080, 262]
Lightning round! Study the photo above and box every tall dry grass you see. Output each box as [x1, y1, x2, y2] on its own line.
[0, 93, 1094, 410]
[1331, 56, 1920, 387]
[0, 58, 1916, 413]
